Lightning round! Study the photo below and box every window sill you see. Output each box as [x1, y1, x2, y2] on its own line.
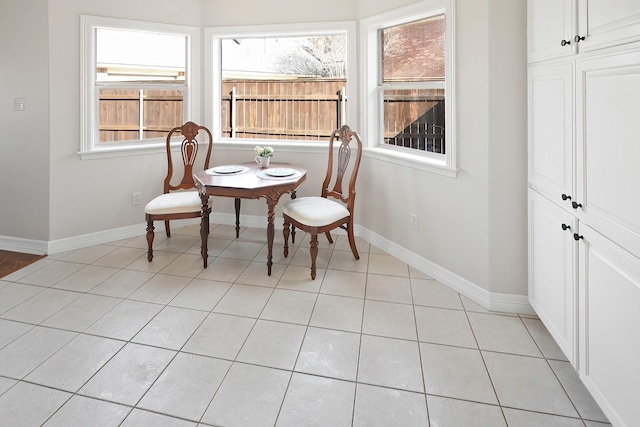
[79, 138, 333, 160]
[78, 142, 167, 160]
[214, 139, 330, 155]
[364, 146, 458, 178]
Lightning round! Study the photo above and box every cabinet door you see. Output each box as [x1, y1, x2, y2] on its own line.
[528, 0, 577, 62]
[575, 50, 640, 260]
[528, 63, 575, 208]
[528, 189, 577, 364]
[578, 224, 640, 427]
[577, 0, 640, 52]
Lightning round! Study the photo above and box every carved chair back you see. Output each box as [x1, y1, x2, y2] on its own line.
[164, 121, 213, 194]
[321, 125, 363, 215]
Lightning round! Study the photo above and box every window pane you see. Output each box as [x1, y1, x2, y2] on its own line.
[98, 88, 183, 143]
[383, 88, 445, 154]
[220, 35, 348, 141]
[382, 15, 445, 82]
[95, 29, 186, 143]
[96, 28, 186, 83]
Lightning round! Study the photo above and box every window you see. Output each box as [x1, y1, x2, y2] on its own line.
[80, 16, 200, 158]
[362, 1, 456, 176]
[205, 22, 357, 145]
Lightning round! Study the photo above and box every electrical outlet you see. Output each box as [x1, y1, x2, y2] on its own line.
[132, 192, 142, 205]
[410, 213, 419, 230]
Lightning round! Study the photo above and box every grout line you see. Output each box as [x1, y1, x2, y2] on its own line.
[350, 265, 368, 426]
[409, 271, 431, 421]
[462, 306, 509, 425]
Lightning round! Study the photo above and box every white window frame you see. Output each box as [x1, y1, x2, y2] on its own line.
[361, 0, 457, 177]
[79, 15, 201, 159]
[204, 21, 357, 152]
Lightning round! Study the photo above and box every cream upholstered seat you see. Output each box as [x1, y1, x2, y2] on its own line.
[282, 197, 350, 227]
[145, 122, 213, 261]
[145, 191, 202, 215]
[282, 125, 363, 279]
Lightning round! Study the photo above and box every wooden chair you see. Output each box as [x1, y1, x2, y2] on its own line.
[145, 121, 213, 261]
[282, 125, 363, 279]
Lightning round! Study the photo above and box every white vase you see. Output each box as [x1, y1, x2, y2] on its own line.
[255, 156, 270, 168]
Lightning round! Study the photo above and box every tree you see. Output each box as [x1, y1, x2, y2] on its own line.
[273, 35, 346, 78]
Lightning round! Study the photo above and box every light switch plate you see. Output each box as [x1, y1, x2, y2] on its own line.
[13, 98, 25, 111]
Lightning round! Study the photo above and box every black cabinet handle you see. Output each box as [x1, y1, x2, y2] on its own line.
[561, 194, 572, 201]
[574, 35, 585, 43]
[561, 39, 571, 46]
[561, 224, 571, 231]
[573, 233, 584, 241]
[572, 201, 583, 209]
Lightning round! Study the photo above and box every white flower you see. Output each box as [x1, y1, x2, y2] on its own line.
[254, 145, 274, 157]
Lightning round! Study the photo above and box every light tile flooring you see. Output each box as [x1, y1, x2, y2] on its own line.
[0, 224, 611, 426]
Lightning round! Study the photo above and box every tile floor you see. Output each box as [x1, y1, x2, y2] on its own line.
[0, 223, 611, 426]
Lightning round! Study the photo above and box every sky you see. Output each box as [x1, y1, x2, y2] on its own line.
[97, 28, 186, 68]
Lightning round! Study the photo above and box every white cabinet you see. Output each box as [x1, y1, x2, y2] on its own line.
[528, 0, 640, 63]
[575, 50, 640, 260]
[528, 190, 577, 364]
[528, 2, 640, 426]
[527, 0, 578, 62]
[577, 224, 640, 427]
[527, 62, 574, 202]
[577, 0, 640, 53]
[528, 0, 577, 62]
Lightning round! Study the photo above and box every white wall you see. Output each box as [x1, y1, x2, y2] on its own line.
[355, 0, 527, 295]
[358, 0, 489, 289]
[202, 0, 357, 26]
[46, 0, 203, 240]
[487, 0, 528, 294]
[357, 0, 420, 17]
[0, 0, 51, 242]
[1, 0, 528, 300]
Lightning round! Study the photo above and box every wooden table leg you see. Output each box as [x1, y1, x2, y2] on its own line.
[200, 194, 211, 268]
[234, 198, 241, 238]
[264, 188, 286, 276]
[266, 200, 276, 276]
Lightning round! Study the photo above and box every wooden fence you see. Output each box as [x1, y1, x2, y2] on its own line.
[383, 89, 445, 153]
[98, 89, 183, 142]
[98, 80, 445, 154]
[221, 79, 347, 141]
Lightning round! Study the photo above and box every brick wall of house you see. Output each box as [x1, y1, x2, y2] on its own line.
[383, 15, 445, 82]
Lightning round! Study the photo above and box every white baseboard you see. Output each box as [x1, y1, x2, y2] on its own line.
[0, 235, 48, 255]
[22, 213, 283, 256]
[1, 216, 531, 314]
[357, 225, 533, 315]
[46, 223, 146, 254]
